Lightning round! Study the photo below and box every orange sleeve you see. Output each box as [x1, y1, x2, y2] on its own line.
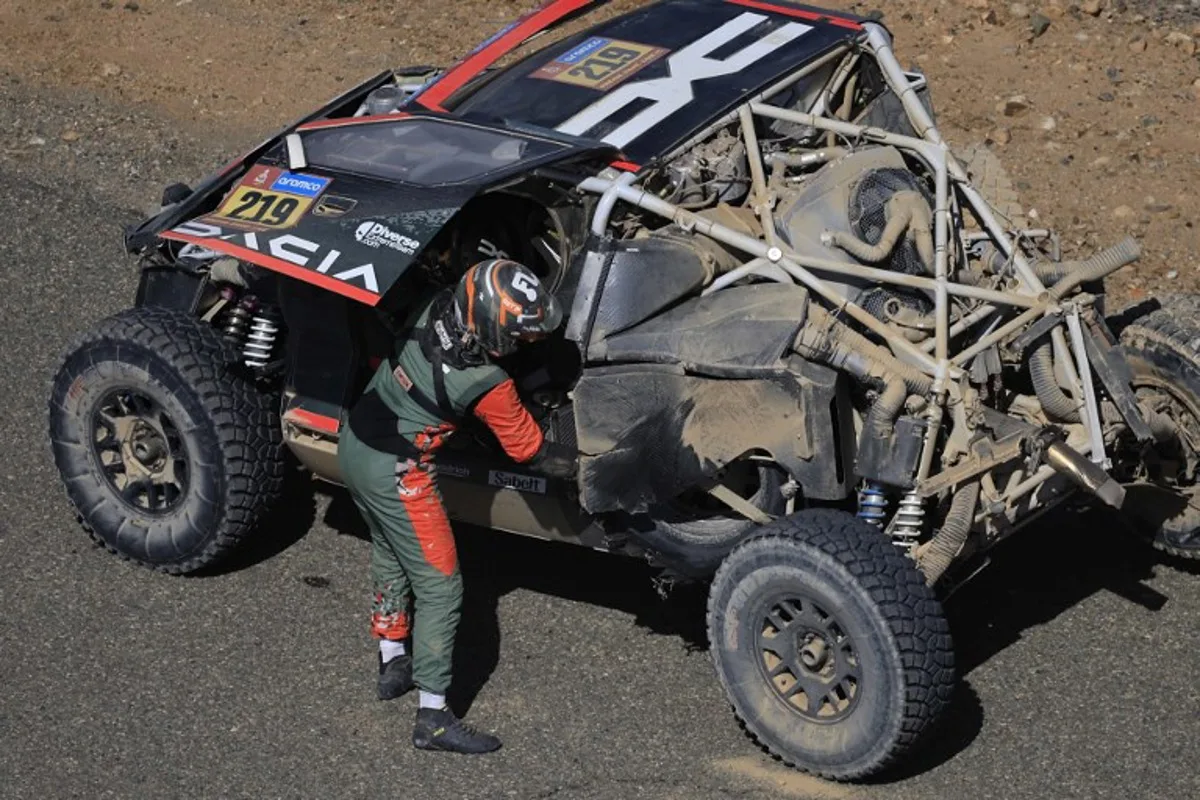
[473, 379, 545, 463]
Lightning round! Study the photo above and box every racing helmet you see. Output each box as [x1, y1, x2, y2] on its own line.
[453, 259, 563, 357]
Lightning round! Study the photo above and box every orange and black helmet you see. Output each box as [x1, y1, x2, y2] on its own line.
[452, 260, 563, 356]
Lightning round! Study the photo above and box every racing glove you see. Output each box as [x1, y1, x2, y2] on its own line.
[527, 440, 579, 480]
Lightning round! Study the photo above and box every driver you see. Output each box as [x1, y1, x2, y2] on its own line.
[338, 259, 577, 754]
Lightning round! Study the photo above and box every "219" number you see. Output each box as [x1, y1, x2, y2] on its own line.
[224, 190, 301, 227]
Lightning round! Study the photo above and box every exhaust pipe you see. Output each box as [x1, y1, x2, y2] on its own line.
[1043, 439, 1125, 508]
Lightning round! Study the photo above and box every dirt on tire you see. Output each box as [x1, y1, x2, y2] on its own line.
[707, 508, 954, 780]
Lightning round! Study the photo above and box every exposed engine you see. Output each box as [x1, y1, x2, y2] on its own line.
[655, 129, 750, 208]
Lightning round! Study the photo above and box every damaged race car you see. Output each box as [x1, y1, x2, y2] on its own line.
[48, 0, 1200, 780]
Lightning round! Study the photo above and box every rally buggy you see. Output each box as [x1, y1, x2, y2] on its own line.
[49, 0, 1200, 780]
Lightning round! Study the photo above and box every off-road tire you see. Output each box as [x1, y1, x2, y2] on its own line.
[637, 464, 786, 577]
[954, 143, 1023, 225]
[707, 509, 955, 780]
[49, 306, 284, 573]
[1118, 295, 1200, 560]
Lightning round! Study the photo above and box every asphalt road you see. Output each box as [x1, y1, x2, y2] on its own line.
[2, 90, 1199, 800]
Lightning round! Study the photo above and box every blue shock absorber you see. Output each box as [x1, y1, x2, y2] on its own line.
[857, 481, 888, 527]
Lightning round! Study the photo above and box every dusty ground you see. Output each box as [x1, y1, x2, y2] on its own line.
[2, 0, 1198, 303]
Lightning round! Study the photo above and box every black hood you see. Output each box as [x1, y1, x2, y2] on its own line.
[447, 0, 863, 164]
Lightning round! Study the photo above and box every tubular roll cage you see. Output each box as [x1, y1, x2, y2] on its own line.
[573, 22, 1107, 501]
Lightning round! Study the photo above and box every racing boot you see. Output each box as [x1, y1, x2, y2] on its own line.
[413, 706, 502, 754]
[377, 653, 415, 700]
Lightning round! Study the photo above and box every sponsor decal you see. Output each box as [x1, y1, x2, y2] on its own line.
[269, 171, 331, 198]
[510, 270, 540, 301]
[250, 166, 274, 186]
[438, 462, 471, 480]
[557, 12, 811, 147]
[312, 194, 358, 217]
[169, 219, 380, 294]
[355, 221, 420, 255]
[391, 364, 414, 391]
[488, 470, 547, 495]
[532, 36, 667, 91]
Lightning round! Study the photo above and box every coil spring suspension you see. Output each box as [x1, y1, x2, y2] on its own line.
[221, 290, 253, 344]
[890, 491, 925, 554]
[243, 311, 281, 368]
[857, 482, 888, 527]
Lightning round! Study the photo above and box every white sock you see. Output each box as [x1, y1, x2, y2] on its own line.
[379, 639, 406, 662]
[419, 691, 446, 710]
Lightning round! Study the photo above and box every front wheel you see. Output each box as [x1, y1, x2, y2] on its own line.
[48, 306, 285, 573]
[707, 509, 955, 780]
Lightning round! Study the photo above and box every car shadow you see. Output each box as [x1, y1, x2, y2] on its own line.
[321, 486, 708, 714]
[944, 503, 1174, 679]
[244, 484, 1186, 776]
[191, 460, 317, 578]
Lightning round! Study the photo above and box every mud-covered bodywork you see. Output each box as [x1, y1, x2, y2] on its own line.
[568, 246, 852, 513]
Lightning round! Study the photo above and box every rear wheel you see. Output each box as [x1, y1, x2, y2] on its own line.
[954, 143, 1023, 225]
[1118, 297, 1200, 559]
[635, 461, 786, 577]
[49, 306, 284, 573]
[707, 509, 954, 780]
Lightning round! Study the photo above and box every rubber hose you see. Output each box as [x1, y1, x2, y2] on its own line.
[827, 192, 934, 273]
[795, 304, 935, 395]
[1033, 262, 1073, 283]
[919, 481, 980, 586]
[1049, 237, 1141, 299]
[828, 205, 915, 263]
[864, 378, 907, 440]
[1028, 338, 1081, 422]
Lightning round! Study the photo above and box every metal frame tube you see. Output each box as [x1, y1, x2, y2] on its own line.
[952, 305, 1047, 366]
[590, 171, 636, 236]
[749, 100, 1048, 297]
[933, 156, 950, 361]
[579, 174, 941, 373]
[1066, 308, 1108, 467]
[738, 105, 779, 248]
[571, 27, 1130, 506]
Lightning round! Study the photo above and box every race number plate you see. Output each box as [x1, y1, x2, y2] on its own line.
[212, 167, 329, 230]
[532, 37, 668, 91]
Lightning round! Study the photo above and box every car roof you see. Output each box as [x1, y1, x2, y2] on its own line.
[415, 0, 864, 165]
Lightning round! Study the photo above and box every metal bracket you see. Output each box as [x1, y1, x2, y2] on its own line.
[1081, 325, 1153, 442]
[708, 483, 774, 525]
[1006, 311, 1062, 359]
[1065, 308, 1109, 467]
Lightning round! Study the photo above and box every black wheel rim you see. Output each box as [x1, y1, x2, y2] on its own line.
[1129, 378, 1200, 487]
[754, 592, 861, 724]
[89, 388, 189, 515]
